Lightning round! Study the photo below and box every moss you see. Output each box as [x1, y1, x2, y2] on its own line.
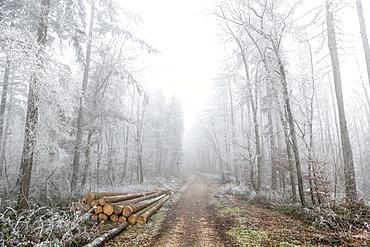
[227, 225, 268, 246]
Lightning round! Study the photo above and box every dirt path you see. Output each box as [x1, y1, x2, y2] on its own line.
[148, 177, 234, 247]
[103, 176, 369, 246]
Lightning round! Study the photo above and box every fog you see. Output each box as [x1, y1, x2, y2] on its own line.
[0, 0, 370, 212]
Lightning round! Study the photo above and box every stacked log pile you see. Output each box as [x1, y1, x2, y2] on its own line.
[77, 190, 170, 225]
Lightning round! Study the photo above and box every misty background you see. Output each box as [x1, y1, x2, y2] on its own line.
[0, 0, 370, 211]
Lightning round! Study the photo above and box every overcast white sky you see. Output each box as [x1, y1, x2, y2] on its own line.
[121, 0, 222, 128]
[120, 0, 370, 130]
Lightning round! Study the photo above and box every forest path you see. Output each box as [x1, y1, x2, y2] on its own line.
[104, 176, 369, 246]
[147, 176, 235, 247]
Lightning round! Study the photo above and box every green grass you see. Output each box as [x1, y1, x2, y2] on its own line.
[210, 194, 300, 247]
[211, 196, 270, 246]
[227, 223, 268, 246]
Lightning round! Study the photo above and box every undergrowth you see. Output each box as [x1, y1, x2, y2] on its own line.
[222, 183, 370, 235]
[0, 206, 96, 246]
[215, 183, 370, 246]
[279, 203, 370, 234]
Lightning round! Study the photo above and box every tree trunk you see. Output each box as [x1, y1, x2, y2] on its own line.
[122, 125, 129, 182]
[0, 56, 10, 177]
[281, 110, 298, 203]
[266, 86, 277, 190]
[81, 130, 93, 188]
[276, 51, 306, 207]
[326, 0, 358, 201]
[16, 0, 50, 210]
[237, 40, 263, 190]
[356, 0, 370, 86]
[71, 0, 95, 191]
[0, 86, 11, 178]
[227, 77, 239, 184]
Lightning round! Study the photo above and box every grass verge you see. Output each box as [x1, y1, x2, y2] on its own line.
[210, 195, 271, 247]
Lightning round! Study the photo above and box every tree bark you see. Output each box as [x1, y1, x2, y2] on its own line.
[16, 0, 50, 210]
[127, 204, 152, 224]
[71, 0, 95, 191]
[356, 0, 370, 86]
[98, 191, 155, 205]
[84, 192, 127, 203]
[226, 77, 239, 185]
[122, 194, 165, 217]
[81, 131, 93, 188]
[137, 195, 169, 224]
[326, 0, 358, 201]
[276, 50, 306, 207]
[266, 86, 277, 190]
[0, 56, 10, 177]
[107, 190, 166, 214]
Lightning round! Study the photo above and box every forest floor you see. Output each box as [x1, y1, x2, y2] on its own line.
[102, 176, 370, 247]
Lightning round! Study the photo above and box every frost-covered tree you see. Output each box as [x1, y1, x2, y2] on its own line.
[0, 0, 87, 209]
[17, 0, 51, 210]
[70, 0, 156, 191]
[326, 0, 357, 202]
[165, 95, 184, 175]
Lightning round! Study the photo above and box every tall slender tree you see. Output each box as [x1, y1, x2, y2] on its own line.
[356, 0, 370, 86]
[17, 0, 51, 210]
[71, 0, 95, 191]
[325, 0, 357, 202]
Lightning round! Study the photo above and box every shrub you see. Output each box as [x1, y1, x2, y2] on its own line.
[0, 206, 95, 246]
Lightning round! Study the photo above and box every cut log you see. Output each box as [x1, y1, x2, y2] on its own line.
[118, 216, 126, 222]
[84, 192, 126, 204]
[110, 214, 119, 222]
[110, 190, 166, 208]
[84, 203, 91, 211]
[113, 205, 124, 215]
[127, 214, 138, 225]
[91, 200, 99, 208]
[122, 194, 166, 217]
[137, 195, 169, 224]
[94, 205, 103, 214]
[98, 191, 156, 205]
[83, 221, 128, 247]
[98, 213, 108, 221]
[103, 203, 114, 216]
[127, 204, 150, 225]
[127, 199, 161, 224]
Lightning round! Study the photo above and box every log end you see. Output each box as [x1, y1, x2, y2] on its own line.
[84, 192, 95, 203]
[110, 214, 119, 222]
[122, 206, 133, 217]
[137, 216, 146, 225]
[113, 205, 123, 215]
[84, 204, 91, 211]
[103, 203, 114, 216]
[98, 213, 108, 221]
[98, 197, 106, 206]
[118, 216, 127, 222]
[94, 205, 103, 214]
[127, 215, 137, 225]
[91, 200, 99, 208]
